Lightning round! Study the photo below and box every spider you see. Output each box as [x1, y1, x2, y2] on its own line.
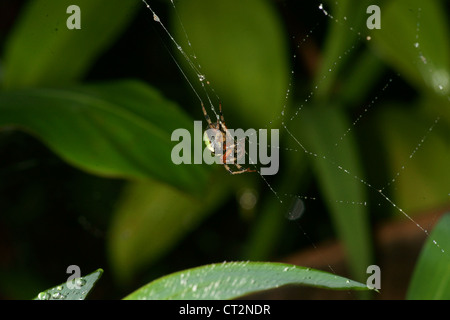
[201, 101, 256, 175]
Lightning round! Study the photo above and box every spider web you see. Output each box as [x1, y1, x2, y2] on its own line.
[141, 0, 449, 273]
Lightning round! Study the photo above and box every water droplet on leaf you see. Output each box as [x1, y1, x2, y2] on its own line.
[38, 292, 50, 300]
[52, 292, 62, 299]
[76, 277, 86, 288]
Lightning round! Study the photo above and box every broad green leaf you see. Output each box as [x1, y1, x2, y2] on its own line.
[34, 268, 103, 300]
[377, 106, 450, 214]
[108, 176, 230, 284]
[371, 0, 450, 96]
[3, 0, 139, 88]
[172, 0, 289, 129]
[124, 261, 372, 300]
[407, 213, 450, 299]
[0, 80, 208, 191]
[297, 106, 372, 282]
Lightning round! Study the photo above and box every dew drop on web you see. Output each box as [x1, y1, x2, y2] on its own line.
[285, 197, 305, 221]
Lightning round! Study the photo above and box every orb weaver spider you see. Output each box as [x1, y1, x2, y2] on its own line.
[201, 101, 256, 175]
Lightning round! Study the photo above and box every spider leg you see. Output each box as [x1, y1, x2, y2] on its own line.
[223, 143, 256, 175]
[201, 101, 214, 128]
[223, 146, 235, 165]
[224, 163, 257, 175]
[234, 163, 257, 173]
[218, 101, 226, 126]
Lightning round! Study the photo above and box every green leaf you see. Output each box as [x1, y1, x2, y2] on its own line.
[0, 80, 208, 191]
[339, 50, 386, 107]
[371, 0, 450, 96]
[108, 177, 230, 284]
[34, 268, 103, 300]
[172, 0, 289, 129]
[124, 262, 371, 300]
[3, 0, 139, 88]
[317, 0, 379, 100]
[297, 106, 372, 282]
[407, 213, 450, 300]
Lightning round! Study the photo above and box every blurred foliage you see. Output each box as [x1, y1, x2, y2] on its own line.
[0, 0, 448, 299]
[407, 213, 450, 299]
